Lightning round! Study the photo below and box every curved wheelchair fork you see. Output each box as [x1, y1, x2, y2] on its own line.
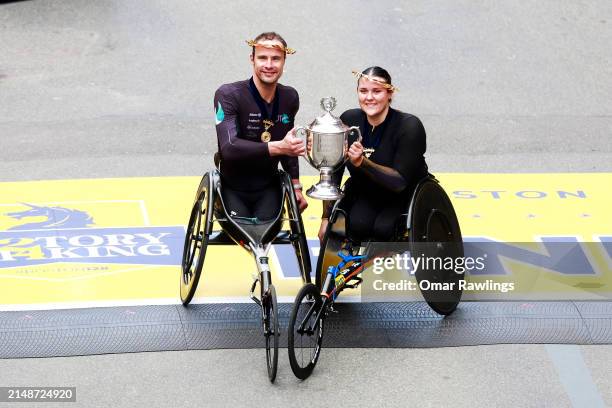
[248, 242, 279, 382]
[248, 243, 273, 301]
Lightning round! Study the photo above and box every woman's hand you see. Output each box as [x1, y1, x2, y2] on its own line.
[348, 141, 364, 167]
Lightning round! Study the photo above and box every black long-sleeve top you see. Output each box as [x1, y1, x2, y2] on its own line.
[214, 78, 299, 191]
[323, 107, 428, 217]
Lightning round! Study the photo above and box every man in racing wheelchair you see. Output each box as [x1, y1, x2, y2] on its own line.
[180, 32, 311, 382]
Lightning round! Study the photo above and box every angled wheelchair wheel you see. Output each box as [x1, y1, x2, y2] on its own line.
[288, 283, 325, 380]
[264, 284, 279, 383]
[280, 172, 312, 284]
[180, 175, 211, 305]
[410, 178, 464, 316]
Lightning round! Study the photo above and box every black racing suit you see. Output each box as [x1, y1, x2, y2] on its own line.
[214, 78, 299, 221]
[324, 108, 429, 241]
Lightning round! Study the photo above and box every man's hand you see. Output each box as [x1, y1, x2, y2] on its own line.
[348, 141, 364, 167]
[294, 188, 308, 213]
[269, 129, 306, 157]
[318, 219, 329, 243]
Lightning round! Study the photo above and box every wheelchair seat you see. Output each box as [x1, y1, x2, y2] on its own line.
[214, 178, 285, 247]
[181, 167, 312, 304]
[209, 152, 290, 247]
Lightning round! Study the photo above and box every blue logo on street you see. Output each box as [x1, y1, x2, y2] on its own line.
[6, 204, 94, 230]
[1, 204, 183, 267]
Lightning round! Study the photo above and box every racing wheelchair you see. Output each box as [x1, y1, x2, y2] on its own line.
[180, 162, 311, 383]
[287, 174, 464, 379]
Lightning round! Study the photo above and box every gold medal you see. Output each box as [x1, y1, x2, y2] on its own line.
[261, 119, 274, 142]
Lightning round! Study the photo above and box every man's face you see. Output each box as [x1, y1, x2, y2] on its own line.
[250, 40, 286, 85]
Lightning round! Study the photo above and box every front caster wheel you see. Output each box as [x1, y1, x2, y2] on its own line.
[264, 284, 279, 382]
[288, 283, 325, 380]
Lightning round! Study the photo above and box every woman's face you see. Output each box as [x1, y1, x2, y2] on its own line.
[357, 76, 392, 119]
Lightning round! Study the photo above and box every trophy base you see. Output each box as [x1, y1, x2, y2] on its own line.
[306, 182, 344, 200]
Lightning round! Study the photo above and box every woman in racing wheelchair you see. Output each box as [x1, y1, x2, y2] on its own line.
[287, 67, 464, 379]
[315, 66, 464, 315]
[318, 66, 427, 243]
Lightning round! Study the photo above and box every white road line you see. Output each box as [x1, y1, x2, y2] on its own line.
[139, 200, 150, 226]
[545, 344, 606, 408]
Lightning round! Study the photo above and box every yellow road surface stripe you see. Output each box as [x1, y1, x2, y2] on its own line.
[0, 174, 610, 310]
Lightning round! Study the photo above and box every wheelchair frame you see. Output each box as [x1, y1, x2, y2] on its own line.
[287, 174, 465, 379]
[180, 168, 311, 383]
[315, 174, 464, 314]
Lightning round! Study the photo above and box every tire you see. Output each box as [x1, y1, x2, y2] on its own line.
[410, 179, 464, 316]
[418, 211, 463, 315]
[180, 181, 209, 305]
[264, 285, 279, 383]
[288, 283, 325, 380]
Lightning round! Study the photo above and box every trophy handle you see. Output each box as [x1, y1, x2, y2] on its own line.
[295, 126, 314, 162]
[295, 126, 308, 143]
[348, 126, 362, 143]
[294, 125, 307, 144]
[295, 126, 318, 168]
[343, 126, 363, 165]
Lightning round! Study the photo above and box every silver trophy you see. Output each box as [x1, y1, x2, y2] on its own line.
[295, 97, 362, 200]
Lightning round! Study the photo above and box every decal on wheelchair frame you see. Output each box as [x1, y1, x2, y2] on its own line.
[0, 203, 183, 267]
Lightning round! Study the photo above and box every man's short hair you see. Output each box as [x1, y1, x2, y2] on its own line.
[251, 32, 288, 56]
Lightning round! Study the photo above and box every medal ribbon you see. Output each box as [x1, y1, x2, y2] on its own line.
[248, 77, 280, 132]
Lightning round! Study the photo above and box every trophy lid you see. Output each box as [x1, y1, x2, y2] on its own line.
[308, 97, 348, 133]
